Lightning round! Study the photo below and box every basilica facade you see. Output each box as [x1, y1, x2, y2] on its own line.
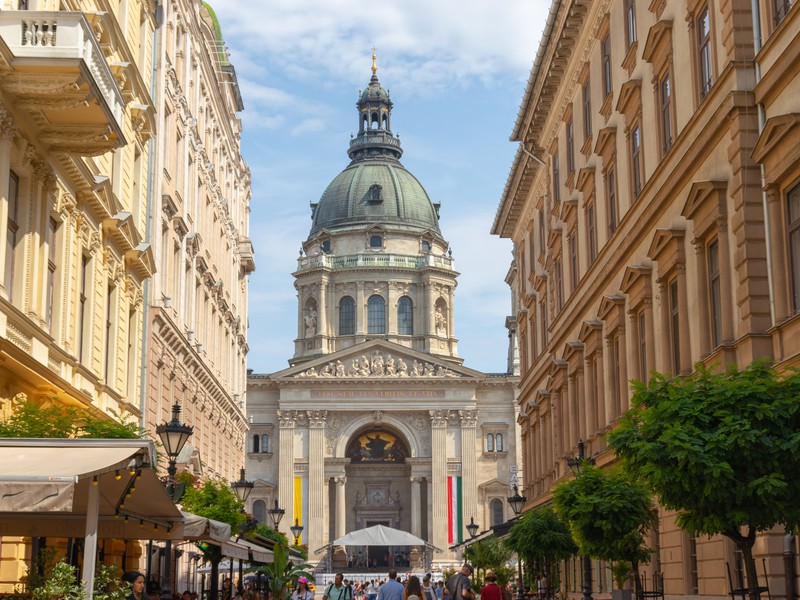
[245, 59, 520, 570]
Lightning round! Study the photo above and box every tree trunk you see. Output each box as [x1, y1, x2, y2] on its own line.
[739, 538, 760, 600]
[631, 560, 643, 600]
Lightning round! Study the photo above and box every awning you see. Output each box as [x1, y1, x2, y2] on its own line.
[181, 511, 231, 543]
[236, 538, 274, 563]
[331, 524, 427, 547]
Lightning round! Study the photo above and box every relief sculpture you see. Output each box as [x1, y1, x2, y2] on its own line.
[295, 349, 459, 378]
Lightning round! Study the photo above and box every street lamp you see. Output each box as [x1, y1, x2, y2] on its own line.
[232, 468, 255, 505]
[507, 485, 527, 600]
[268, 498, 285, 529]
[156, 403, 193, 600]
[466, 517, 479, 539]
[567, 440, 595, 600]
[290, 518, 304, 545]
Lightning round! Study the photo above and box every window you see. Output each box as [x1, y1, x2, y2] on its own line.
[367, 184, 383, 204]
[602, 34, 613, 97]
[321, 240, 331, 253]
[339, 296, 355, 335]
[397, 296, 413, 335]
[554, 258, 564, 311]
[46, 219, 58, 329]
[6, 171, 19, 297]
[587, 203, 597, 263]
[369, 234, 382, 248]
[253, 499, 266, 525]
[367, 295, 385, 334]
[610, 334, 621, 417]
[490, 498, 504, 527]
[568, 231, 579, 290]
[566, 119, 575, 173]
[669, 279, 680, 373]
[775, 0, 793, 26]
[659, 73, 673, 154]
[486, 433, 494, 452]
[583, 80, 592, 139]
[104, 286, 115, 385]
[790, 184, 800, 313]
[688, 537, 699, 594]
[625, 0, 637, 48]
[421, 240, 431, 252]
[631, 124, 642, 197]
[607, 166, 618, 234]
[540, 300, 548, 347]
[552, 150, 560, 204]
[538, 209, 546, 253]
[495, 433, 503, 452]
[697, 7, 713, 99]
[638, 311, 648, 384]
[708, 238, 722, 347]
[252, 434, 260, 453]
[261, 434, 269, 453]
[79, 255, 89, 362]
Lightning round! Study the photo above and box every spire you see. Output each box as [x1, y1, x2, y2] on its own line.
[371, 46, 378, 75]
[349, 53, 402, 162]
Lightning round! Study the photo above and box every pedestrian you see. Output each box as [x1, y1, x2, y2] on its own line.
[480, 572, 502, 600]
[405, 576, 422, 600]
[377, 569, 405, 600]
[324, 574, 353, 600]
[368, 580, 380, 600]
[434, 582, 443, 600]
[122, 571, 145, 600]
[421, 576, 435, 600]
[445, 564, 475, 600]
[293, 577, 314, 600]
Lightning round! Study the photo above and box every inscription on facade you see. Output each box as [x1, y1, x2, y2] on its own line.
[311, 390, 445, 399]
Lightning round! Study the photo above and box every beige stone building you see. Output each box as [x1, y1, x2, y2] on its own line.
[144, 0, 251, 485]
[493, 1, 800, 599]
[0, 0, 156, 586]
[246, 61, 520, 572]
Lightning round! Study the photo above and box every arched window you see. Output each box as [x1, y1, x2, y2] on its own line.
[339, 296, 355, 335]
[367, 295, 386, 334]
[398, 296, 413, 335]
[260, 434, 269, 453]
[253, 499, 266, 525]
[486, 434, 494, 452]
[490, 498, 504, 527]
[252, 434, 260, 453]
[495, 433, 503, 452]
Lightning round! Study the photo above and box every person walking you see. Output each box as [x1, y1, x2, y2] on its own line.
[480, 572, 502, 600]
[405, 577, 422, 600]
[293, 578, 314, 600]
[421, 576, 435, 600]
[377, 569, 405, 600]
[122, 571, 145, 600]
[324, 574, 353, 600]
[445, 564, 475, 600]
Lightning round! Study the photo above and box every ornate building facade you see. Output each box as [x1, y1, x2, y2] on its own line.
[145, 0, 251, 484]
[247, 60, 520, 570]
[494, 1, 800, 598]
[0, 0, 156, 586]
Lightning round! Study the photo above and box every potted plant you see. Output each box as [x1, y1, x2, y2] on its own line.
[611, 561, 632, 600]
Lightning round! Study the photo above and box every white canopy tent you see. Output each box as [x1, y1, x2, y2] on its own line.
[330, 524, 428, 548]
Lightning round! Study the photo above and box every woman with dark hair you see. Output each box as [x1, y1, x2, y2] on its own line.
[480, 572, 502, 600]
[122, 571, 145, 600]
[405, 576, 422, 600]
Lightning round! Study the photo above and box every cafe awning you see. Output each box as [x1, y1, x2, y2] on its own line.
[181, 511, 231, 543]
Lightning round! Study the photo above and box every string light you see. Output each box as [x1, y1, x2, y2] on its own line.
[129, 468, 136, 476]
[92, 476, 98, 486]
[124, 515, 129, 523]
[115, 470, 121, 480]
[139, 519, 144, 527]
[136, 470, 142, 480]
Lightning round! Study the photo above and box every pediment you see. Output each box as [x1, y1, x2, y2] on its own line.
[620, 264, 653, 294]
[752, 113, 800, 163]
[479, 478, 512, 490]
[272, 340, 484, 381]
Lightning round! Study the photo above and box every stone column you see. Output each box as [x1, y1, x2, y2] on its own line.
[0, 109, 14, 296]
[459, 409, 478, 541]
[388, 282, 398, 335]
[277, 410, 295, 537]
[335, 476, 347, 539]
[319, 276, 328, 347]
[429, 410, 448, 555]
[410, 476, 422, 538]
[307, 411, 327, 555]
[356, 282, 365, 337]
[322, 478, 330, 546]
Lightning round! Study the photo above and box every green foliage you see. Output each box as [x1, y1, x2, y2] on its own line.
[505, 506, 576, 589]
[92, 564, 129, 600]
[180, 478, 245, 529]
[608, 362, 800, 600]
[464, 538, 515, 587]
[30, 561, 84, 600]
[553, 463, 657, 595]
[610, 561, 632, 590]
[256, 544, 313, 600]
[26, 560, 128, 600]
[20, 548, 59, 594]
[253, 523, 288, 546]
[0, 400, 143, 439]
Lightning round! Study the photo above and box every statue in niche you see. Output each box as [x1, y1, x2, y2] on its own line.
[435, 305, 447, 336]
[304, 309, 317, 337]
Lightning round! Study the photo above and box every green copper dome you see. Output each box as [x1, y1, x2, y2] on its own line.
[309, 63, 442, 237]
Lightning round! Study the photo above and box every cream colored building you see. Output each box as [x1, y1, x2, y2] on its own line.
[494, 1, 800, 599]
[246, 62, 520, 571]
[144, 0, 251, 485]
[0, 0, 156, 587]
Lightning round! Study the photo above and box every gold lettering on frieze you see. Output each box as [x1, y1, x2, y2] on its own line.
[310, 390, 445, 399]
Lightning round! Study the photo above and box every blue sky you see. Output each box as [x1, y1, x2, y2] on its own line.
[212, 1, 549, 374]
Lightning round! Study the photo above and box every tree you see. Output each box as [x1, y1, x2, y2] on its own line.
[505, 506, 576, 591]
[0, 399, 143, 438]
[180, 477, 246, 600]
[553, 464, 657, 599]
[608, 362, 800, 600]
[464, 537, 515, 587]
[256, 543, 313, 600]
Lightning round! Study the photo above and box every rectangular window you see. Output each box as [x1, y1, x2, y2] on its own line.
[688, 537, 699, 594]
[538, 209, 546, 254]
[607, 166, 618, 234]
[566, 119, 575, 173]
[697, 6, 713, 98]
[602, 34, 613, 97]
[631, 124, 642, 197]
[6, 171, 19, 297]
[79, 255, 89, 362]
[610, 334, 621, 417]
[660, 73, 673, 154]
[625, 0, 637, 48]
[105, 285, 115, 385]
[587, 203, 597, 263]
[540, 300, 548, 347]
[774, 0, 793, 26]
[552, 151, 560, 204]
[583, 80, 592, 139]
[568, 231, 579, 291]
[669, 279, 680, 373]
[787, 184, 800, 312]
[638, 311, 648, 384]
[46, 218, 58, 329]
[708, 238, 722, 347]
[554, 258, 564, 311]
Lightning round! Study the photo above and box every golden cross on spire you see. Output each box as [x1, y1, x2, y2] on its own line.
[371, 46, 378, 74]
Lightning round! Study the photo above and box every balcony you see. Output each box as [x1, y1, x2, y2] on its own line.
[296, 252, 455, 272]
[239, 236, 255, 274]
[0, 11, 126, 155]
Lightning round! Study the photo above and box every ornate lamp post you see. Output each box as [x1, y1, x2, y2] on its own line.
[231, 468, 256, 593]
[156, 403, 193, 600]
[268, 498, 285, 529]
[290, 518, 304, 546]
[466, 517, 479, 539]
[567, 440, 596, 600]
[508, 485, 527, 600]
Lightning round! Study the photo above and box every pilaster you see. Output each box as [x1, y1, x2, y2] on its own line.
[429, 409, 448, 555]
[459, 409, 478, 539]
[277, 410, 295, 537]
[307, 410, 327, 554]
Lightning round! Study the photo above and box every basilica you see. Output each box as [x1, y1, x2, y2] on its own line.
[245, 57, 520, 571]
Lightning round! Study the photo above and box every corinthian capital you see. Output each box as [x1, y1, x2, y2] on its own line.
[459, 409, 478, 427]
[428, 409, 449, 428]
[307, 410, 328, 427]
[277, 410, 295, 427]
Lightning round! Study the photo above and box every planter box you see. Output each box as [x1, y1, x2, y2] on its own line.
[611, 590, 632, 600]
